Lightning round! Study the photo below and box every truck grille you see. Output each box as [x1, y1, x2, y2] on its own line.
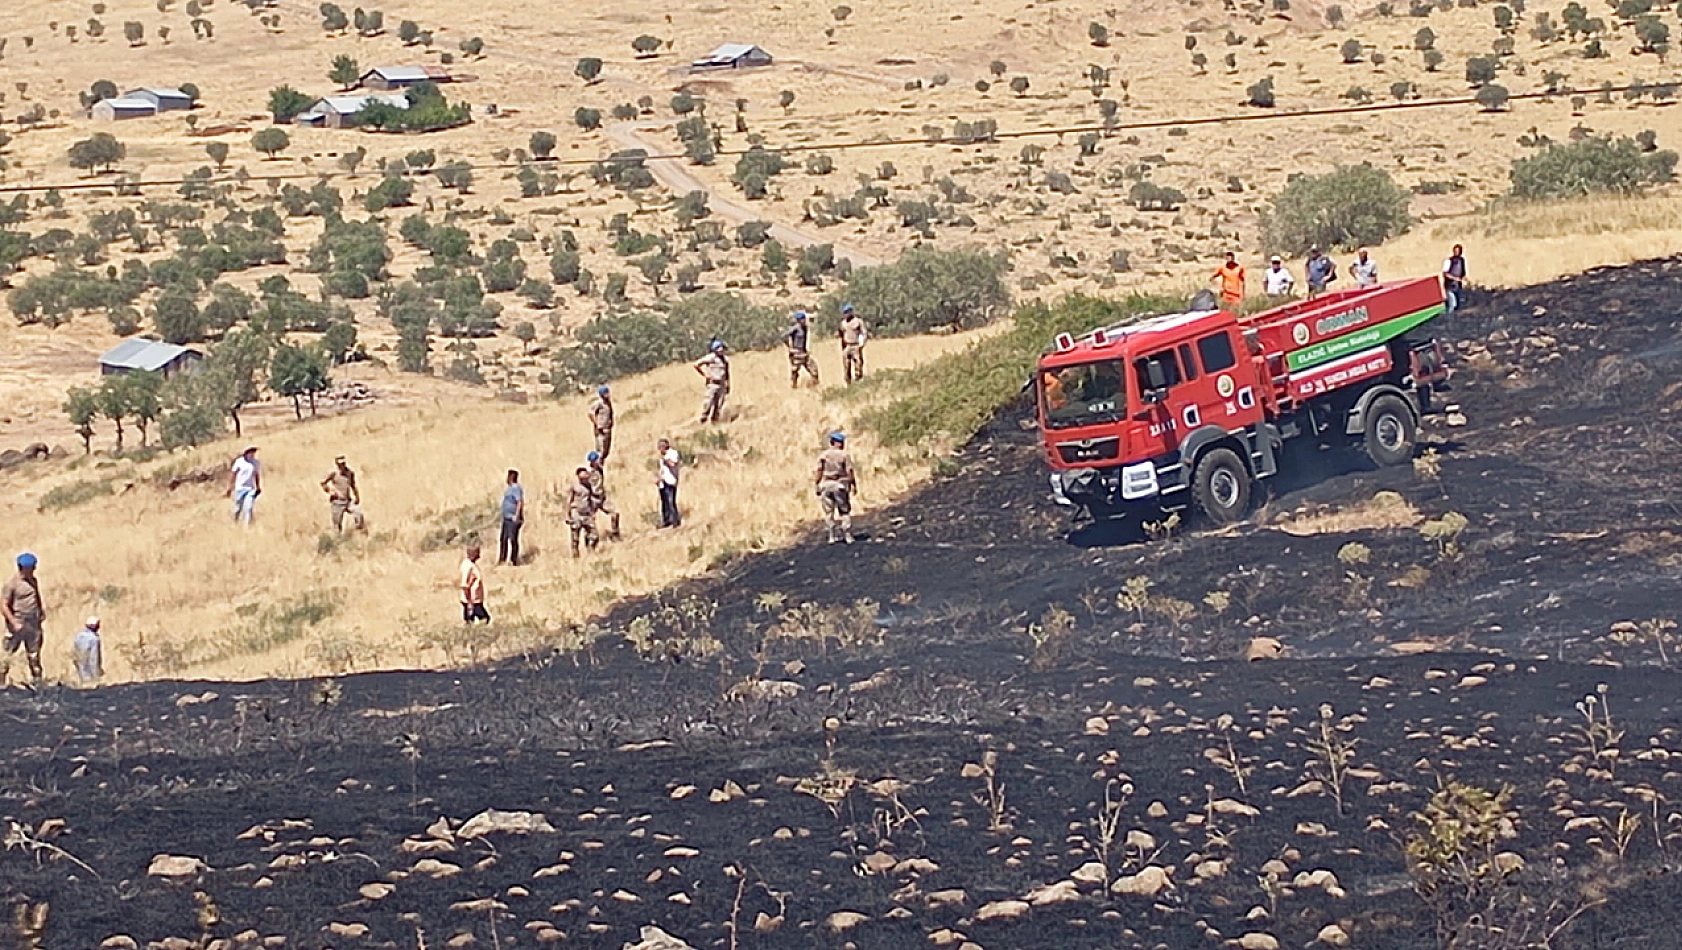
[1057, 437, 1120, 464]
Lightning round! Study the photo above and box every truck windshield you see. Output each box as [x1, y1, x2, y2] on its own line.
[1040, 360, 1126, 429]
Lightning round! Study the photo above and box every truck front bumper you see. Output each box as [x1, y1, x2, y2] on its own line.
[1050, 462, 1159, 512]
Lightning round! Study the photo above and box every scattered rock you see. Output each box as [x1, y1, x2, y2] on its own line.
[826, 911, 869, 932]
[621, 927, 696, 950]
[174, 691, 219, 708]
[326, 923, 369, 939]
[862, 852, 898, 874]
[664, 846, 700, 858]
[976, 899, 1031, 921]
[147, 855, 206, 879]
[458, 810, 555, 838]
[1027, 880, 1081, 905]
[1316, 923, 1351, 947]
[752, 913, 782, 934]
[450, 899, 508, 913]
[1210, 799, 1259, 818]
[1237, 933, 1280, 950]
[709, 781, 746, 803]
[670, 785, 696, 800]
[535, 930, 565, 945]
[101, 938, 139, 950]
[1243, 637, 1284, 661]
[358, 883, 394, 901]
[1071, 861, 1109, 885]
[929, 930, 965, 947]
[1125, 829, 1157, 850]
[926, 889, 968, 908]
[412, 859, 462, 878]
[1111, 866, 1171, 897]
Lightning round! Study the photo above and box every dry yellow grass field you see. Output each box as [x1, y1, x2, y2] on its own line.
[5, 0, 1682, 685]
[4, 330, 986, 684]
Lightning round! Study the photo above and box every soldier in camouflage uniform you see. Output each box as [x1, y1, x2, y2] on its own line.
[588, 385, 615, 461]
[564, 467, 600, 557]
[586, 451, 621, 541]
[814, 432, 858, 544]
[784, 311, 819, 388]
[694, 340, 730, 424]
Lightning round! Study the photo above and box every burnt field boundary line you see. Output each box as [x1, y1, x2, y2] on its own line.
[0, 81, 1671, 195]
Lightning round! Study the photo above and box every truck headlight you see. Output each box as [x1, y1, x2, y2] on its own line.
[1120, 462, 1158, 500]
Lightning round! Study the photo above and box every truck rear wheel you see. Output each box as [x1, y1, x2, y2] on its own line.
[1362, 393, 1417, 467]
[1191, 447, 1252, 526]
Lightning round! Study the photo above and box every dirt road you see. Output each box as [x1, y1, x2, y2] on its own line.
[606, 120, 884, 268]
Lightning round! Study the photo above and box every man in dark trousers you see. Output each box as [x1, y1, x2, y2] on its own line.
[1, 553, 45, 688]
[1443, 244, 1468, 314]
[656, 438, 681, 529]
[499, 469, 525, 566]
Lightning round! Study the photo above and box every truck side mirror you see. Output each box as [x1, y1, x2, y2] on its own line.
[1145, 361, 1168, 392]
[1142, 388, 1167, 405]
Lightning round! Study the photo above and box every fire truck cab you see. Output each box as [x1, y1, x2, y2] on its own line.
[1037, 278, 1450, 525]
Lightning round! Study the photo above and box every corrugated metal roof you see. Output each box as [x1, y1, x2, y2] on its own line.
[367, 65, 433, 82]
[100, 338, 198, 372]
[304, 93, 410, 116]
[125, 87, 191, 100]
[701, 43, 767, 61]
[98, 98, 159, 112]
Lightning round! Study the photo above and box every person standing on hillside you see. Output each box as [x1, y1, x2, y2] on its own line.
[655, 438, 681, 529]
[588, 385, 615, 461]
[784, 311, 819, 388]
[460, 543, 489, 624]
[1305, 246, 1337, 297]
[565, 467, 600, 557]
[73, 616, 102, 684]
[1262, 256, 1295, 298]
[815, 432, 858, 545]
[695, 340, 731, 424]
[1443, 244, 1468, 314]
[839, 303, 868, 385]
[227, 446, 261, 526]
[586, 451, 621, 541]
[1351, 248, 1379, 288]
[1213, 252, 1246, 308]
[1, 553, 45, 688]
[320, 455, 365, 533]
[499, 469, 525, 567]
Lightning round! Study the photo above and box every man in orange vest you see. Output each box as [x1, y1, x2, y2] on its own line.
[1213, 252, 1246, 308]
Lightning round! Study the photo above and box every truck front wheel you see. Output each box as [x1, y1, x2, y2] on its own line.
[1191, 447, 1252, 526]
[1362, 393, 1417, 467]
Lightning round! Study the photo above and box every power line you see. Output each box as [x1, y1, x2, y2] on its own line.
[0, 81, 1666, 195]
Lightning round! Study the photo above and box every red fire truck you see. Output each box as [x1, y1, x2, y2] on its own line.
[1036, 277, 1451, 525]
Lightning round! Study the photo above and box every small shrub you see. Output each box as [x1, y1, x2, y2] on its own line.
[1509, 134, 1678, 198]
[1261, 164, 1411, 254]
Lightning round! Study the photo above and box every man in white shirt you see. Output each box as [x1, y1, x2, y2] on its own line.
[1262, 256, 1295, 298]
[656, 438, 681, 528]
[227, 446, 261, 525]
[1351, 248, 1379, 288]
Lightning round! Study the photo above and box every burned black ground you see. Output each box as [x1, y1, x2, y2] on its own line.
[4, 260, 1682, 950]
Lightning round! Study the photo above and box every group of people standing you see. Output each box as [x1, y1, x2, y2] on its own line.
[2, 553, 102, 689]
[1213, 244, 1468, 312]
[3, 302, 875, 683]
